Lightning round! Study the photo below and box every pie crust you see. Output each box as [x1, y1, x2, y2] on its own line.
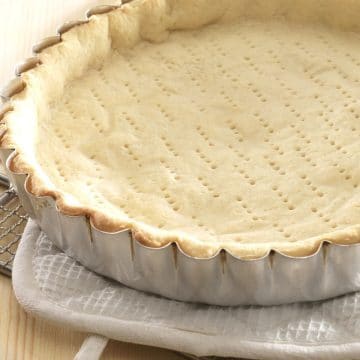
[1, 0, 360, 259]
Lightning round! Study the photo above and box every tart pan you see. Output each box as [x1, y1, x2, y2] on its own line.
[1, 2, 360, 306]
[2, 149, 360, 306]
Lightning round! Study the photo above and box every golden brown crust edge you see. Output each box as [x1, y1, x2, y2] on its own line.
[5, 150, 360, 260]
[1, 0, 360, 260]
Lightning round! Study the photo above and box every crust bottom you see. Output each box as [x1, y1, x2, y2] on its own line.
[2, 0, 360, 259]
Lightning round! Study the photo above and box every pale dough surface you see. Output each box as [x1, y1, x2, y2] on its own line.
[2, 0, 360, 258]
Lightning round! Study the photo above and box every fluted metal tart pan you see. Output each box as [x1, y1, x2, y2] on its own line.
[1, 2, 360, 306]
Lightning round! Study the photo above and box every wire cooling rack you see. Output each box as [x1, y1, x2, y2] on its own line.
[0, 174, 28, 277]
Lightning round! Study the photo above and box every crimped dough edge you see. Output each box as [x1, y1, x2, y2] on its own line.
[1, 0, 360, 259]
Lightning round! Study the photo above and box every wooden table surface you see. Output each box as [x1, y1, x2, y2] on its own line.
[0, 272, 185, 360]
[0, 1, 187, 359]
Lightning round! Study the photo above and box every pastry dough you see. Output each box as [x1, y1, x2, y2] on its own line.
[2, 0, 360, 258]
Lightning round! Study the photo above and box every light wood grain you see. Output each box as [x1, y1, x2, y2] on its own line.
[0, 1, 185, 359]
[0, 273, 185, 359]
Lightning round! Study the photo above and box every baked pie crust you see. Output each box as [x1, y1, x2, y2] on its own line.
[1, 0, 360, 259]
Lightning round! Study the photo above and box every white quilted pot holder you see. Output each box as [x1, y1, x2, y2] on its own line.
[12, 220, 360, 360]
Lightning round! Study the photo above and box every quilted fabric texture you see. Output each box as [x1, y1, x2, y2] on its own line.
[16, 220, 360, 359]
